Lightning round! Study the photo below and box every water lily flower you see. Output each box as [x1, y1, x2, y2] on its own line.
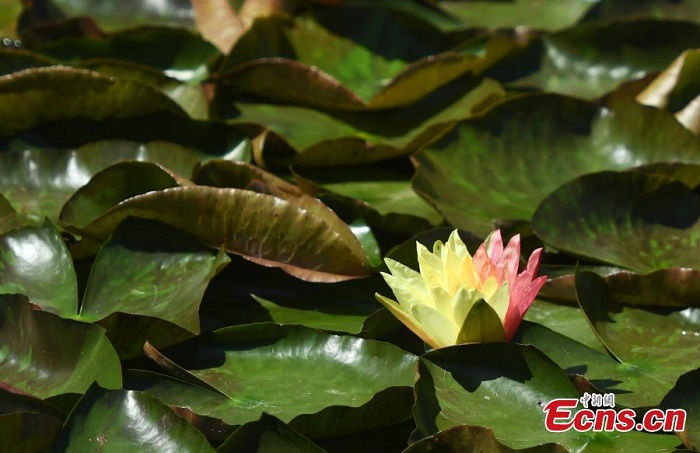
[376, 230, 546, 348]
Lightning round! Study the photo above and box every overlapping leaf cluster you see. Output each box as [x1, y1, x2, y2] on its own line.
[0, 0, 699, 451]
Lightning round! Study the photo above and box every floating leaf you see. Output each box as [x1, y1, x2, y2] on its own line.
[583, 0, 700, 23]
[507, 20, 700, 99]
[0, 294, 121, 399]
[61, 185, 371, 281]
[0, 221, 77, 316]
[233, 77, 505, 167]
[439, 0, 594, 31]
[79, 218, 230, 334]
[414, 342, 680, 450]
[60, 160, 188, 231]
[636, 48, 700, 135]
[0, 140, 197, 223]
[147, 324, 417, 427]
[659, 367, 700, 449]
[54, 386, 214, 452]
[218, 413, 325, 452]
[0, 66, 185, 138]
[405, 424, 567, 453]
[533, 171, 700, 273]
[52, 0, 196, 31]
[35, 26, 218, 82]
[575, 271, 700, 406]
[413, 95, 700, 235]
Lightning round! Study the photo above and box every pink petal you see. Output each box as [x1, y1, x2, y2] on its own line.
[486, 230, 504, 262]
[499, 234, 521, 289]
[503, 275, 546, 340]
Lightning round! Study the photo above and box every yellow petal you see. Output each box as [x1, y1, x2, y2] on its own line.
[411, 304, 459, 349]
[417, 242, 445, 290]
[450, 286, 482, 326]
[375, 294, 448, 348]
[485, 282, 510, 324]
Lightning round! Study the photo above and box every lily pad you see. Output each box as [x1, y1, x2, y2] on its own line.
[233, 77, 505, 167]
[414, 342, 680, 451]
[53, 0, 196, 31]
[583, 0, 700, 23]
[0, 294, 121, 399]
[0, 221, 77, 316]
[79, 218, 230, 334]
[54, 386, 214, 452]
[0, 66, 186, 138]
[532, 171, 700, 273]
[61, 185, 372, 282]
[659, 367, 700, 449]
[438, 0, 594, 31]
[405, 424, 567, 452]
[0, 412, 62, 452]
[575, 270, 700, 406]
[508, 20, 700, 99]
[145, 324, 417, 428]
[0, 48, 55, 76]
[218, 413, 325, 452]
[636, 48, 700, 135]
[412, 95, 700, 235]
[219, 8, 486, 108]
[34, 26, 218, 82]
[0, 140, 197, 223]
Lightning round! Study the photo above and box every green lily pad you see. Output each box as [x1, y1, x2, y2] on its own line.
[524, 300, 607, 354]
[0, 0, 21, 38]
[78, 58, 209, 120]
[533, 171, 700, 273]
[54, 386, 214, 452]
[79, 218, 230, 334]
[0, 412, 62, 452]
[575, 270, 700, 406]
[0, 294, 121, 399]
[0, 48, 55, 76]
[0, 221, 77, 316]
[659, 367, 700, 449]
[636, 48, 700, 134]
[147, 324, 417, 427]
[218, 413, 325, 453]
[508, 20, 700, 99]
[220, 8, 475, 107]
[292, 163, 443, 226]
[219, 20, 512, 110]
[59, 160, 188, 231]
[61, 185, 371, 282]
[0, 66, 186, 138]
[53, 0, 196, 31]
[414, 342, 681, 451]
[413, 95, 700, 236]
[405, 424, 568, 452]
[35, 26, 218, 82]
[583, 0, 700, 23]
[0, 140, 197, 223]
[438, 0, 594, 31]
[233, 77, 505, 167]
[201, 254, 385, 334]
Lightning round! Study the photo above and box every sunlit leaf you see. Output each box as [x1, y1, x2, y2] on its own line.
[146, 324, 417, 429]
[413, 95, 700, 235]
[54, 386, 214, 452]
[61, 185, 372, 281]
[0, 221, 77, 316]
[0, 140, 197, 223]
[79, 218, 230, 334]
[0, 294, 121, 399]
[0, 66, 185, 138]
[533, 171, 700, 273]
